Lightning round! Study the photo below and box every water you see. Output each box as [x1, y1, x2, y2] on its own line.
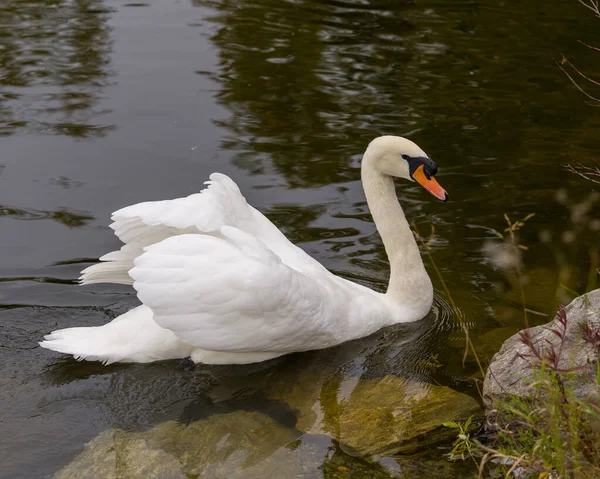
[1, 0, 599, 477]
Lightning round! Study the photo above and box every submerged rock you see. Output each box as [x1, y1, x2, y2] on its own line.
[483, 288, 600, 410]
[54, 412, 402, 478]
[55, 376, 481, 478]
[203, 322, 482, 457]
[331, 376, 480, 456]
[55, 410, 301, 479]
[502, 267, 566, 318]
[263, 363, 481, 456]
[257, 360, 481, 456]
[55, 429, 186, 479]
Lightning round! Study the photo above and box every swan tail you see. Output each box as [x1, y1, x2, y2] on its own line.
[39, 305, 193, 364]
[79, 256, 134, 285]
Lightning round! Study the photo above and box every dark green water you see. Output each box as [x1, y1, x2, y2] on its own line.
[1, 0, 599, 477]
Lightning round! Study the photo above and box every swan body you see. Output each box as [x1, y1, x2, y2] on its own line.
[40, 136, 448, 365]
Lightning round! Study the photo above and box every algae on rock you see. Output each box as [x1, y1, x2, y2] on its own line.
[56, 410, 302, 479]
[56, 375, 482, 478]
[54, 412, 400, 478]
[331, 376, 481, 456]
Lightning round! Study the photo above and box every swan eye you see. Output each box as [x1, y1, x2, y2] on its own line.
[401, 154, 409, 160]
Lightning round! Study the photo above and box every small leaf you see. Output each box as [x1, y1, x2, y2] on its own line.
[464, 416, 472, 429]
[443, 422, 460, 429]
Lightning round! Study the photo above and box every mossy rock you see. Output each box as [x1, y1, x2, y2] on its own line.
[258, 357, 482, 456]
[55, 373, 481, 478]
[330, 376, 481, 456]
[54, 429, 186, 479]
[55, 410, 301, 479]
[55, 413, 403, 478]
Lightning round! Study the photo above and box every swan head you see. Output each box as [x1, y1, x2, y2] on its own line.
[365, 136, 448, 201]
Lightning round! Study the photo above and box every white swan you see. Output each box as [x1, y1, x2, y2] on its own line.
[40, 136, 448, 365]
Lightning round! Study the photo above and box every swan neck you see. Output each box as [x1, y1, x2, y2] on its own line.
[361, 157, 432, 312]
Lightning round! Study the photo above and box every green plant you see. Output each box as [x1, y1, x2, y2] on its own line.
[444, 416, 476, 462]
[478, 307, 600, 478]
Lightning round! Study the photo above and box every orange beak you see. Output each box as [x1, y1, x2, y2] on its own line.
[412, 164, 448, 201]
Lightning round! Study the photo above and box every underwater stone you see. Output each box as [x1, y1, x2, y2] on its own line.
[329, 376, 481, 456]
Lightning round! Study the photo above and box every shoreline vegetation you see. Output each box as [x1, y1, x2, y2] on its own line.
[477, 292, 600, 478]
[444, 3, 600, 476]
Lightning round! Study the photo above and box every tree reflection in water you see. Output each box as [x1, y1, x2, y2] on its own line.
[0, 0, 115, 137]
[192, 0, 429, 186]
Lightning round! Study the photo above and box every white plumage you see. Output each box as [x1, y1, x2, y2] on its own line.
[40, 136, 448, 365]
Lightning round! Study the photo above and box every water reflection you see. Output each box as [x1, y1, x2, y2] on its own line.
[0, 204, 94, 227]
[193, 0, 441, 186]
[191, 0, 599, 205]
[0, 0, 114, 137]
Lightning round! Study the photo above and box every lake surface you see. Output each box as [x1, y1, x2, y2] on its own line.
[1, 0, 599, 477]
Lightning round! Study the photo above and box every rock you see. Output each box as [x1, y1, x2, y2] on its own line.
[256, 360, 481, 456]
[54, 414, 401, 478]
[55, 410, 302, 479]
[56, 374, 481, 478]
[261, 366, 481, 456]
[55, 429, 186, 479]
[331, 376, 481, 456]
[208, 340, 482, 457]
[483, 289, 600, 410]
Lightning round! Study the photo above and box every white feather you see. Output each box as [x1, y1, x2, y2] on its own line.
[39, 306, 192, 364]
[79, 173, 325, 285]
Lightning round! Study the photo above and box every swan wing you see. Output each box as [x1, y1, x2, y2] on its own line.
[130, 227, 338, 352]
[80, 173, 325, 285]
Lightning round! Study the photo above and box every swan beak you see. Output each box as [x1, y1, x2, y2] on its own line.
[413, 165, 448, 202]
